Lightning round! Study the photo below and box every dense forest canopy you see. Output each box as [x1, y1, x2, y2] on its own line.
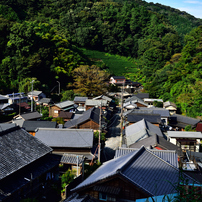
[0, 0, 201, 117]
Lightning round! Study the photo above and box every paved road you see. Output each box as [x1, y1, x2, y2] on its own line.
[102, 108, 122, 162]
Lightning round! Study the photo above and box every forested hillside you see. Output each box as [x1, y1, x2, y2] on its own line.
[0, 0, 201, 117]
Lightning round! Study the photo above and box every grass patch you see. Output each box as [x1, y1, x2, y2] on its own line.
[81, 48, 139, 78]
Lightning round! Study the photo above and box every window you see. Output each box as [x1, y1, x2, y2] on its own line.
[54, 110, 58, 114]
[99, 193, 107, 201]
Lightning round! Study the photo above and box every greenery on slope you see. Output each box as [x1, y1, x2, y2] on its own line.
[0, 0, 201, 117]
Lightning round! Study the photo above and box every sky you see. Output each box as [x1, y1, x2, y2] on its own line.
[144, 0, 202, 19]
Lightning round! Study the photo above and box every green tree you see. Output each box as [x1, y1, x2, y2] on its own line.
[72, 65, 109, 97]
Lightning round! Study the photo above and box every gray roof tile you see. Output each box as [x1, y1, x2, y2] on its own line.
[55, 100, 75, 109]
[74, 97, 88, 102]
[72, 146, 197, 195]
[35, 128, 94, 148]
[22, 120, 57, 132]
[61, 154, 84, 165]
[127, 113, 161, 124]
[0, 126, 52, 180]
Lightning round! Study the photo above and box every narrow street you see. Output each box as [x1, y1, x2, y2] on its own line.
[102, 107, 122, 162]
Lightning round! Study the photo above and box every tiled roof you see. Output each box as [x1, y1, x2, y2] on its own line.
[163, 101, 177, 108]
[129, 107, 170, 117]
[124, 96, 148, 107]
[129, 134, 181, 156]
[55, 100, 75, 109]
[61, 154, 84, 165]
[15, 111, 42, 120]
[22, 120, 57, 132]
[169, 114, 200, 127]
[0, 126, 52, 180]
[85, 99, 108, 106]
[127, 113, 161, 124]
[72, 146, 197, 196]
[111, 76, 125, 79]
[64, 108, 103, 128]
[114, 147, 179, 168]
[93, 95, 112, 102]
[35, 128, 94, 148]
[135, 93, 149, 99]
[74, 96, 88, 102]
[125, 119, 163, 146]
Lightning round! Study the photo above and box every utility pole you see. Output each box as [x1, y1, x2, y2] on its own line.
[19, 92, 21, 115]
[31, 80, 34, 112]
[57, 81, 60, 95]
[98, 101, 102, 162]
[120, 81, 125, 147]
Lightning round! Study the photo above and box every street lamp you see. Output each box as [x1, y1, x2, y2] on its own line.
[30, 80, 34, 112]
[57, 81, 60, 95]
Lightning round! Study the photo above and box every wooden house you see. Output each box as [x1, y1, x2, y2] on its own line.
[49, 100, 77, 117]
[124, 96, 148, 108]
[0, 125, 60, 202]
[167, 131, 202, 152]
[74, 96, 88, 107]
[85, 99, 108, 111]
[64, 107, 105, 131]
[69, 146, 197, 201]
[0, 95, 9, 104]
[109, 76, 126, 85]
[163, 101, 177, 115]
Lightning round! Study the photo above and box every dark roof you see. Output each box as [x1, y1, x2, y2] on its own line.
[128, 107, 170, 117]
[22, 120, 57, 132]
[64, 108, 104, 128]
[135, 93, 149, 99]
[125, 119, 163, 146]
[169, 114, 200, 128]
[196, 123, 202, 132]
[124, 96, 148, 107]
[35, 128, 94, 148]
[14, 111, 42, 120]
[74, 96, 88, 102]
[72, 146, 197, 196]
[0, 154, 60, 201]
[0, 126, 52, 180]
[127, 113, 161, 124]
[114, 147, 179, 168]
[129, 134, 181, 156]
[65, 194, 99, 202]
[16, 102, 31, 109]
[59, 111, 74, 119]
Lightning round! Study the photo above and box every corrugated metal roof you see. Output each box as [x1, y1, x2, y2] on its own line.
[72, 146, 197, 195]
[0, 126, 52, 180]
[35, 128, 94, 148]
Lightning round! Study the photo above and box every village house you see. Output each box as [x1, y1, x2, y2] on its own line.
[58, 111, 74, 122]
[35, 128, 95, 163]
[27, 90, 46, 102]
[168, 114, 201, 131]
[143, 98, 163, 107]
[124, 119, 164, 147]
[124, 96, 148, 108]
[68, 146, 198, 202]
[109, 76, 126, 85]
[64, 107, 105, 131]
[163, 101, 177, 115]
[167, 131, 202, 152]
[49, 100, 77, 117]
[0, 124, 60, 202]
[22, 120, 57, 136]
[85, 99, 108, 111]
[74, 96, 88, 111]
[5, 92, 28, 104]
